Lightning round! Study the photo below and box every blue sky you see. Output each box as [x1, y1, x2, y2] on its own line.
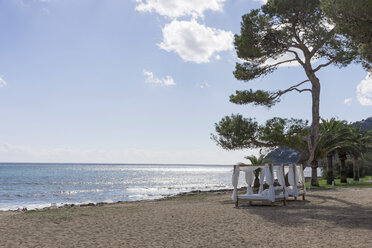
[0, 0, 371, 164]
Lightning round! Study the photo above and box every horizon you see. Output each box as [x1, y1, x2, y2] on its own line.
[0, 161, 232, 166]
[0, 0, 371, 164]
[0, 161, 318, 166]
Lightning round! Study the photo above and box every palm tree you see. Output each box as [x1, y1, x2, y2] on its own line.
[314, 119, 371, 184]
[349, 126, 372, 181]
[335, 126, 372, 183]
[338, 149, 350, 183]
[245, 154, 274, 187]
[316, 118, 352, 184]
[245, 154, 273, 165]
[331, 129, 357, 183]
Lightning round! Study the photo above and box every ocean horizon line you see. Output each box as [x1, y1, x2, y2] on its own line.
[0, 162, 314, 167]
[0, 162, 233, 166]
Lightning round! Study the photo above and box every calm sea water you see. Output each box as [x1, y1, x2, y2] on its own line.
[0, 163, 316, 211]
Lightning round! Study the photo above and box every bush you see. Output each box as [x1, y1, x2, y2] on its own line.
[360, 153, 372, 176]
[319, 153, 372, 179]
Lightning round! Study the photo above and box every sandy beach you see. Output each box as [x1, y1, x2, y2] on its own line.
[0, 188, 371, 248]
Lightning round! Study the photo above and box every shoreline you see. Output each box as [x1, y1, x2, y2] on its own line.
[0, 163, 321, 213]
[1, 187, 371, 247]
[4, 179, 371, 213]
[1, 183, 362, 213]
[1, 188, 237, 213]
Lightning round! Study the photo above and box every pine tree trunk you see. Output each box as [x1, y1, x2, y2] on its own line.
[340, 154, 347, 183]
[306, 70, 321, 184]
[307, 78, 320, 165]
[353, 156, 359, 181]
[298, 149, 310, 171]
[311, 160, 319, 186]
[326, 153, 334, 185]
[310, 80, 320, 159]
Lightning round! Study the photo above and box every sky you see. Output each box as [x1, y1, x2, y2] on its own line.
[0, 0, 371, 164]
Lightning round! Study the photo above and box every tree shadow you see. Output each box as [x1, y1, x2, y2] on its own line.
[230, 194, 372, 231]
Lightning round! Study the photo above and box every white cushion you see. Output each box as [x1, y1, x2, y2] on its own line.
[287, 188, 305, 196]
[238, 194, 269, 200]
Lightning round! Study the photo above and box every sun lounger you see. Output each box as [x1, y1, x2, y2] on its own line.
[232, 164, 287, 207]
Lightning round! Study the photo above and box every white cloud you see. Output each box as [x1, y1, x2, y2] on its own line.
[135, 0, 226, 19]
[158, 19, 233, 64]
[264, 48, 305, 67]
[143, 70, 175, 86]
[253, 0, 267, 4]
[236, 47, 306, 68]
[0, 76, 7, 88]
[356, 73, 372, 106]
[198, 81, 210, 89]
[134, 0, 233, 64]
[343, 98, 352, 105]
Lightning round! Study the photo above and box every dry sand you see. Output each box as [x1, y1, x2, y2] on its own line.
[0, 188, 371, 248]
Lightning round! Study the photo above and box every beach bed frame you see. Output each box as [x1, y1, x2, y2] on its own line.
[283, 164, 306, 200]
[232, 164, 287, 207]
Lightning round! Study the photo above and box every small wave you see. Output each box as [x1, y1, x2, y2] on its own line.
[0, 203, 53, 211]
[60, 189, 105, 195]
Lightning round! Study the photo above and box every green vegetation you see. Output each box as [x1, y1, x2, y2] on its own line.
[245, 154, 273, 165]
[319, 154, 372, 180]
[212, 116, 309, 161]
[353, 117, 372, 132]
[321, 0, 372, 69]
[305, 176, 372, 190]
[212, 0, 364, 186]
[315, 118, 372, 185]
[212, 1, 371, 190]
[243, 154, 274, 187]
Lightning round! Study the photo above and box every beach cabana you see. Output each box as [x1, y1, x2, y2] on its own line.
[284, 164, 306, 200]
[232, 164, 287, 207]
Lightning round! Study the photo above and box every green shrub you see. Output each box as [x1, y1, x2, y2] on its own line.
[318, 154, 372, 179]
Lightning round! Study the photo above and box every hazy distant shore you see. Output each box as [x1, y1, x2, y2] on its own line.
[1, 188, 371, 247]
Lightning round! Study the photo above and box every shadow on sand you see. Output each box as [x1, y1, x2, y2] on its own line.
[225, 194, 372, 231]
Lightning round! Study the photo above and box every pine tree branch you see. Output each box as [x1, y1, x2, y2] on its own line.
[313, 58, 336, 72]
[265, 59, 298, 68]
[291, 21, 310, 57]
[293, 88, 312, 93]
[288, 49, 305, 67]
[309, 28, 336, 58]
[230, 79, 311, 107]
[272, 80, 311, 99]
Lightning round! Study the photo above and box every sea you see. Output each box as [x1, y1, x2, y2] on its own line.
[0, 163, 316, 211]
